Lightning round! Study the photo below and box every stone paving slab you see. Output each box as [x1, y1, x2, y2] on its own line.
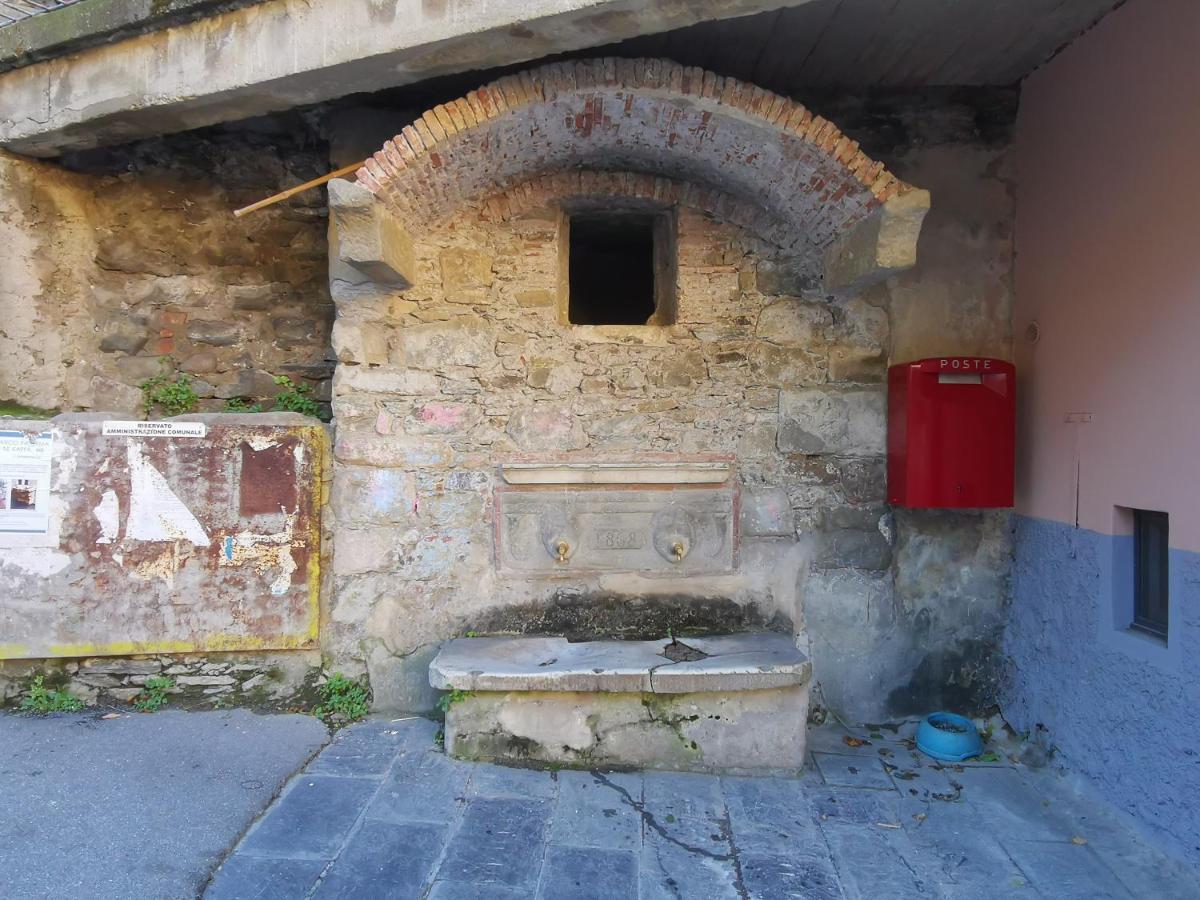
[205, 717, 1200, 900]
[0, 709, 329, 900]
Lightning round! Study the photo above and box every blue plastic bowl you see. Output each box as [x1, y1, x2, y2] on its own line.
[916, 712, 983, 762]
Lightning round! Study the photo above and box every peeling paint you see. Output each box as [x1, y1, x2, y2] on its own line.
[126, 443, 209, 545]
[0, 547, 71, 576]
[218, 510, 300, 595]
[93, 489, 119, 543]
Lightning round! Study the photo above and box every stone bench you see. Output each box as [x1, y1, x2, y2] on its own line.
[429, 633, 811, 774]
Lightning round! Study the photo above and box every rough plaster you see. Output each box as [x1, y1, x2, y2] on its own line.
[0, 126, 333, 417]
[1002, 516, 1200, 869]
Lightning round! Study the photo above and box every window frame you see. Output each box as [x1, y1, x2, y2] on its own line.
[557, 204, 677, 328]
[1131, 508, 1169, 640]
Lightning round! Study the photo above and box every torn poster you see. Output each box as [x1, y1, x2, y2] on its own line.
[126, 443, 210, 545]
[0, 430, 53, 534]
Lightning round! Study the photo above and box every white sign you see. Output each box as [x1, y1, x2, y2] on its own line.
[0, 430, 53, 534]
[102, 421, 207, 438]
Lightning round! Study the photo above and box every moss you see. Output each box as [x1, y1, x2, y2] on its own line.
[467, 593, 791, 642]
[0, 401, 57, 419]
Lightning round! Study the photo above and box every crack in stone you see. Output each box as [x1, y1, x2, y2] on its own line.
[589, 770, 734, 863]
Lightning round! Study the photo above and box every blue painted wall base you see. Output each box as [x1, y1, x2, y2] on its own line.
[1003, 515, 1200, 869]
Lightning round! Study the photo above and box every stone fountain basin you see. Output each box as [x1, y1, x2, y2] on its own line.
[429, 634, 812, 774]
[429, 633, 810, 694]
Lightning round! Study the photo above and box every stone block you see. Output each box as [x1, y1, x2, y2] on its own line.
[331, 320, 389, 365]
[228, 283, 280, 311]
[828, 293, 889, 382]
[444, 684, 810, 774]
[755, 299, 831, 345]
[648, 351, 707, 387]
[814, 527, 892, 571]
[328, 178, 414, 287]
[430, 635, 810, 694]
[404, 401, 481, 435]
[333, 528, 395, 576]
[367, 643, 442, 713]
[89, 376, 142, 413]
[740, 486, 794, 537]
[214, 369, 283, 400]
[506, 404, 586, 451]
[399, 317, 494, 370]
[333, 433, 451, 468]
[271, 315, 318, 348]
[97, 313, 148, 354]
[439, 247, 494, 302]
[778, 387, 885, 456]
[755, 257, 820, 297]
[823, 189, 931, 297]
[526, 357, 582, 393]
[180, 351, 219, 374]
[747, 343, 827, 386]
[187, 319, 242, 347]
[331, 467, 417, 525]
[116, 355, 168, 382]
[516, 289, 554, 308]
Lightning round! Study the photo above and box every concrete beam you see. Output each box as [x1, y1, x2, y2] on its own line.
[0, 0, 263, 74]
[0, 0, 816, 158]
[823, 189, 931, 298]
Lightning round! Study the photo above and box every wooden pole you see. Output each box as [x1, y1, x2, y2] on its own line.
[233, 160, 367, 218]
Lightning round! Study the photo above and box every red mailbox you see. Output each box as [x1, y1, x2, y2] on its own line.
[887, 357, 1015, 508]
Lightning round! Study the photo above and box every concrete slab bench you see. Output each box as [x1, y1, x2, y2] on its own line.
[429, 634, 811, 774]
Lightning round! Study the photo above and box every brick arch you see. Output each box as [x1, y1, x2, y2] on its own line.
[478, 171, 797, 250]
[356, 58, 917, 257]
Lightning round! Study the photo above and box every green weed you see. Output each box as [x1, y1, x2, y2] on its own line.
[223, 397, 263, 413]
[314, 672, 370, 726]
[271, 375, 321, 419]
[436, 688, 472, 714]
[139, 360, 198, 417]
[134, 676, 174, 712]
[19, 676, 83, 713]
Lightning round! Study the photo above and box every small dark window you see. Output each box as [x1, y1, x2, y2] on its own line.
[1132, 509, 1169, 639]
[568, 212, 665, 325]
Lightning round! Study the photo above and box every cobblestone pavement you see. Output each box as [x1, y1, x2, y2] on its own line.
[206, 717, 1199, 900]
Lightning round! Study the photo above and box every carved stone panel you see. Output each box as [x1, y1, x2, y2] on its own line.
[494, 483, 738, 576]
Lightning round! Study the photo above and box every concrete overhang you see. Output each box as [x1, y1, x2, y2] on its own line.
[0, 0, 265, 73]
[0, 0, 817, 158]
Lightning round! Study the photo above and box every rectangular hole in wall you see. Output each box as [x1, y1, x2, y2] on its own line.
[1131, 508, 1169, 641]
[567, 211, 669, 326]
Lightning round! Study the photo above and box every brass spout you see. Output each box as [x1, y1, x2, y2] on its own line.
[555, 540, 571, 563]
[671, 540, 686, 562]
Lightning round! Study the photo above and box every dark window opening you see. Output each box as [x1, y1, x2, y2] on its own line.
[1132, 509, 1169, 640]
[568, 212, 659, 325]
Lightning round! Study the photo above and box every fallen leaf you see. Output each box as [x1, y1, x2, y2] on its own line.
[100, 713, 123, 720]
[893, 770, 919, 781]
[1071, 836, 1088, 846]
[913, 813, 927, 823]
[843, 736, 871, 748]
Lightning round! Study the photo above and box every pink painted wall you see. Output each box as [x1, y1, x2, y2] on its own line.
[1014, 0, 1200, 552]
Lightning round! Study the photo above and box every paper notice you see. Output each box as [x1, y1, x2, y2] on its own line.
[0, 430, 53, 534]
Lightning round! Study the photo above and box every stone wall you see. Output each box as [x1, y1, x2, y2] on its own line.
[326, 88, 1015, 721]
[804, 90, 1016, 719]
[0, 120, 333, 417]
